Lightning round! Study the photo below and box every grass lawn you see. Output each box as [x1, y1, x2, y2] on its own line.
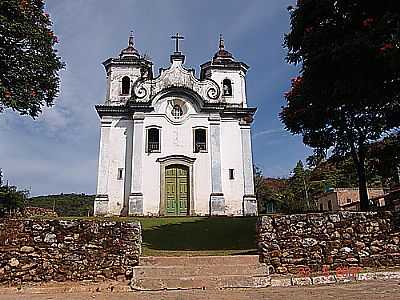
[32, 215, 258, 256]
[138, 217, 258, 256]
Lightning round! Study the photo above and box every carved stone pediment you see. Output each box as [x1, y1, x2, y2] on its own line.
[133, 61, 221, 103]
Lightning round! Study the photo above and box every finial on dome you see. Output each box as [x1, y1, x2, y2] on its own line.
[219, 34, 225, 50]
[119, 31, 140, 59]
[128, 31, 134, 47]
[213, 34, 234, 62]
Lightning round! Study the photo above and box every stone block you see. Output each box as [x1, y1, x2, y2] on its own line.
[129, 193, 143, 215]
[243, 195, 257, 216]
[292, 277, 312, 286]
[94, 194, 109, 216]
[210, 194, 225, 215]
[271, 277, 292, 287]
[312, 275, 336, 285]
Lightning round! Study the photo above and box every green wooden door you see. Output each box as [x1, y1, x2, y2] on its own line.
[165, 165, 189, 216]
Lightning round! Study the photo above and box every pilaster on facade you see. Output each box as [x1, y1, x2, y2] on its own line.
[122, 119, 134, 216]
[129, 113, 145, 215]
[94, 119, 112, 216]
[209, 114, 225, 215]
[240, 120, 258, 216]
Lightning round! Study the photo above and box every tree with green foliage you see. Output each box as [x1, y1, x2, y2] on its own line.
[254, 166, 267, 213]
[254, 167, 288, 213]
[286, 160, 312, 212]
[281, 0, 400, 210]
[368, 132, 400, 186]
[308, 133, 400, 191]
[0, 0, 64, 117]
[0, 169, 28, 216]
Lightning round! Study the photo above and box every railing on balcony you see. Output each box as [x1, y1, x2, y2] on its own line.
[148, 142, 160, 152]
[195, 142, 206, 152]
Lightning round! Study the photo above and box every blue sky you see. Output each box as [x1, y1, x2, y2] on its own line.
[0, 0, 311, 196]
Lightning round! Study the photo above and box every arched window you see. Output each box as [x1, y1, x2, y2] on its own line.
[147, 128, 160, 152]
[121, 76, 130, 95]
[171, 104, 183, 119]
[222, 79, 232, 96]
[194, 128, 207, 152]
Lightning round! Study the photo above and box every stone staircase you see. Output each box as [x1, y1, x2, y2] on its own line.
[130, 255, 270, 291]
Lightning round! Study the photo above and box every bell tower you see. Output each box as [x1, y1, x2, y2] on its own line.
[102, 32, 153, 105]
[200, 35, 249, 107]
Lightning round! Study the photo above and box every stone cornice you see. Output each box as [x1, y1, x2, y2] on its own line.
[95, 104, 153, 117]
[222, 107, 257, 117]
[200, 60, 249, 79]
[102, 57, 153, 74]
[95, 104, 256, 119]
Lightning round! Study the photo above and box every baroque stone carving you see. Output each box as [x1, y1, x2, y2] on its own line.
[133, 62, 221, 103]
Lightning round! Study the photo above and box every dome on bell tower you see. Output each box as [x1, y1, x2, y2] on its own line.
[213, 34, 234, 62]
[200, 34, 249, 81]
[119, 31, 140, 59]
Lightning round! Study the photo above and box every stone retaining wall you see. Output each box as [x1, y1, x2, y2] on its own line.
[257, 211, 400, 274]
[0, 219, 141, 285]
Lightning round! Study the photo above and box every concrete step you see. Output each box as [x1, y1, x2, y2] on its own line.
[132, 255, 270, 290]
[134, 264, 268, 278]
[131, 275, 271, 291]
[140, 255, 260, 267]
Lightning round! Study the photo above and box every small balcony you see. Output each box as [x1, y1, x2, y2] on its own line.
[195, 142, 206, 152]
[148, 142, 160, 152]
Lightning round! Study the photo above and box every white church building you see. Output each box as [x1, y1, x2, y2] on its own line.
[94, 33, 257, 217]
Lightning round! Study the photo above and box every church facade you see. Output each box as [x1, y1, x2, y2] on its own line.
[94, 33, 257, 217]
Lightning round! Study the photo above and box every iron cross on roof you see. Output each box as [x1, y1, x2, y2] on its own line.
[171, 33, 184, 53]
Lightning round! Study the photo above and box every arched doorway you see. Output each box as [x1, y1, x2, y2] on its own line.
[165, 165, 189, 216]
[157, 155, 195, 216]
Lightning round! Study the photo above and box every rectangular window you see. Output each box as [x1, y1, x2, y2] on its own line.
[229, 169, 234, 180]
[320, 203, 323, 211]
[194, 128, 207, 152]
[147, 127, 160, 152]
[117, 168, 123, 180]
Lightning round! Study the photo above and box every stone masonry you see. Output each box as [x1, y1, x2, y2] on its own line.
[257, 211, 400, 274]
[0, 219, 141, 285]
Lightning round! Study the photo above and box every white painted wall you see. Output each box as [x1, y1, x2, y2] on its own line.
[107, 66, 142, 104]
[220, 120, 245, 215]
[103, 117, 128, 215]
[208, 69, 247, 107]
[142, 95, 212, 215]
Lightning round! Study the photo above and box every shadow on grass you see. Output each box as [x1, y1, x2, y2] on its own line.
[142, 217, 258, 253]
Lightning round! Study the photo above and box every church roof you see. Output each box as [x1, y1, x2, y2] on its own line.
[119, 31, 140, 59]
[213, 34, 234, 62]
[102, 32, 153, 77]
[200, 35, 249, 79]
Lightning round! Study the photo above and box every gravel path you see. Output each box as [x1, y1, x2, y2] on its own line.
[1, 280, 400, 300]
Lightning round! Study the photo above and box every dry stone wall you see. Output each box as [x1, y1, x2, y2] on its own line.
[0, 219, 141, 285]
[257, 211, 400, 274]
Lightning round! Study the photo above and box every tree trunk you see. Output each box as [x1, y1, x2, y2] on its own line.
[356, 156, 369, 211]
[356, 146, 369, 211]
[349, 142, 369, 211]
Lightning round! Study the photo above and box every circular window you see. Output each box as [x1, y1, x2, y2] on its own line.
[171, 104, 183, 119]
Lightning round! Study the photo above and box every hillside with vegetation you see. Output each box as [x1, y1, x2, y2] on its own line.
[256, 133, 400, 214]
[27, 194, 94, 217]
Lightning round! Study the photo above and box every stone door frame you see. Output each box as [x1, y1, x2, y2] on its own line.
[157, 155, 196, 216]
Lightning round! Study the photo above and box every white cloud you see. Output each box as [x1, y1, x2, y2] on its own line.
[253, 128, 287, 138]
